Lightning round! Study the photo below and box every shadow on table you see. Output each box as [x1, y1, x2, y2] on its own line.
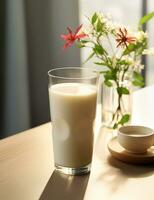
[108, 156, 154, 178]
[39, 170, 90, 200]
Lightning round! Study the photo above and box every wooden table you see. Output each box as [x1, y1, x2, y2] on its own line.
[0, 86, 154, 200]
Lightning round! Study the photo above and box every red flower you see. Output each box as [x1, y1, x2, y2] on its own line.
[61, 25, 87, 49]
[116, 28, 136, 48]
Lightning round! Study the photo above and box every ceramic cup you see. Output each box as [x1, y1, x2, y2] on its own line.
[118, 125, 154, 154]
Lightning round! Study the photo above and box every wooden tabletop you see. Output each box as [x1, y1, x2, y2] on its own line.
[0, 86, 154, 200]
[0, 123, 54, 200]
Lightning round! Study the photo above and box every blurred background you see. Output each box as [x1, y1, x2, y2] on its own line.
[0, 0, 154, 138]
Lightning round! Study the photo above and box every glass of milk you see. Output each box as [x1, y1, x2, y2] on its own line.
[48, 67, 98, 175]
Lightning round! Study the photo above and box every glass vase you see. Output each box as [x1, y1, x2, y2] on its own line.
[101, 79, 132, 129]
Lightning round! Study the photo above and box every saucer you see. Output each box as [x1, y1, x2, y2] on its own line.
[108, 137, 154, 165]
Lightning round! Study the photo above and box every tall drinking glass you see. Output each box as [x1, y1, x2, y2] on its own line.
[48, 67, 98, 175]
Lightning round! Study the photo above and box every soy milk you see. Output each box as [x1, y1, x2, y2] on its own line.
[49, 83, 97, 168]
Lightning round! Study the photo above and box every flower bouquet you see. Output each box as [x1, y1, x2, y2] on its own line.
[61, 12, 154, 129]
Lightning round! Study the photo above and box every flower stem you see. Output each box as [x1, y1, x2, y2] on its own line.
[106, 34, 115, 55]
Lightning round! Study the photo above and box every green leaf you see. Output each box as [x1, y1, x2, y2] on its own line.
[117, 59, 131, 65]
[132, 80, 144, 87]
[139, 12, 154, 28]
[113, 123, 118, 129]
[77, 40, 89, 48]
[113, 114, 130, 129]
[94, 62, 107, 66]
[100, 70, 109, 74]
[133, 71, 144, 81]
[104, 80, 113, 87]
[124, 40, 148, 56]
[123, 43, 136, 55]
[96, 18, 103, 32]
[117, 87, 130, 95]
[117, 60, 127, 65]
[119, 114, 130, 125]
[80, 40, 89, 44]
[104, 70, 117, 81]
[93, 44, 104, 55]
[77, 43, 85, 48]
[91, 13, 98, 25]
[83, 52, 95, 64]
[132, 72, 144, 87]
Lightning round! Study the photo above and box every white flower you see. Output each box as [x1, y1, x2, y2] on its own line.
[133, 60, 144, 72]
[143, 48, 154, 56]
[97, 12, 106, 23]
[135, 31, 148, 43]
[122, 56, 134, 65]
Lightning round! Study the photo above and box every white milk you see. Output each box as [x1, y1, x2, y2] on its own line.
[49, 83, 97, 168]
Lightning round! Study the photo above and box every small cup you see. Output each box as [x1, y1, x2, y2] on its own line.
[118, 125, 154, 154]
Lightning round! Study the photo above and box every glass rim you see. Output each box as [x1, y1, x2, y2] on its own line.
[48, 67, 98, 80]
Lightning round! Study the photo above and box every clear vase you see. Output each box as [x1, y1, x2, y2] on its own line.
[101, 79, 132, 129]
